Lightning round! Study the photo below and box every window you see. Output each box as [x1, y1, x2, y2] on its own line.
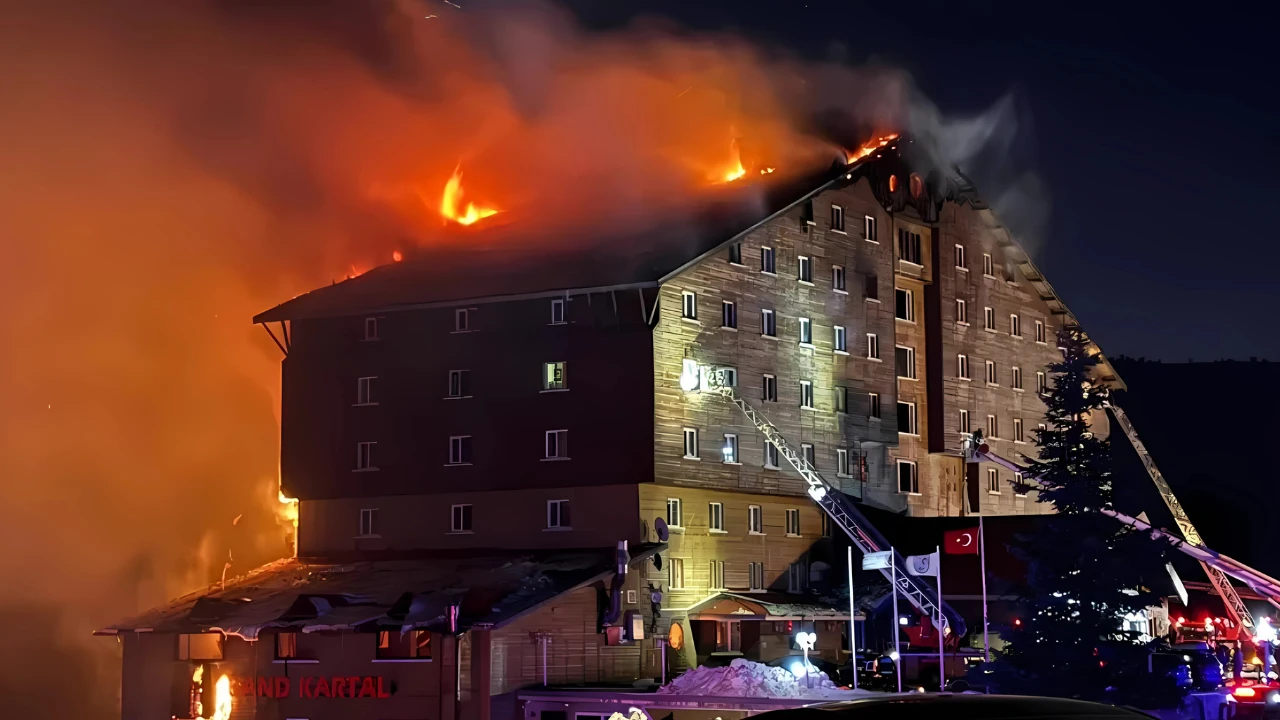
[801, 443, 816, 468]
[749, 562, 765, 591]
[837, 449, 851, 477]
[729, 242, 743, 265]
[788, 562, 807, 592]
[987, 468, 1000, 493]
[721, 300, 737, 329]
[895, 288, 915, 321]
[959, 409, 971, 434]
[547, 499, 570, 529]
[1011, 314, 1022, 337]
[669, 558, 685, 589]
[957, 354, 970, 380]
[986, 360, 998, 385]
[833, 325, 847, 353]
[709, 502, 725, 532]
[760, 246, 776, 274]
[897, 228, 922, 264]
[1014, 418, 1024, 443]
[448, 369, 471, 398]
[683, 428, 699, 459]
[898, 401, 918, 435]
[956, 298, 968, 324]
[764, 441, 780, 468]
[543, 361, 567, 390]
[987, 414, 999, 438]
[356, 376, 376, 405]
[710, 560, 726, 590]
[359, 508, 378, 537]
[834, 386, 848, 413]
[177, 634, 225, 661]
[545, 429, 568, 459]
[831, 204, 845, 232]
[954, 244, 967, 270]
[761, 308, 776, 337]
[550, 299, 566, 325]
[1015, 473, 1029, 496]
[897, 460, 919, 494]
[448, 435, 472, 465]
[799, 380, 814, 409]
[864, 274, 879, 300]
[1012, 366, 1023, 390]
[1037, 371, 1048, 394]
[983, 253, 995, 277]
[798, 255, 813, 283]
[451, 504, 473, 532]
[275, 632, 298, 660]
[377, 630, 431, 660]
[869, 392, 881, 419]
[798, 317, 813, 345]
[867, 333, 880, 360]
[681, 291, 697, 320]
[984, 306, 996, 330]
[355, 442, 377, 471]
[748, 505, 763, 534]
[722, 434, 739, 464]
[896, 345, 916, 379]
[863, 215, 878, 242]
[363, 317, 379, 341]
[832, 265, 847, 292]
[762, 374, 778, 402]
[784, 510, 802, 539]
[720, 367, 738, 387]
[1035, 320, 1047, 343]
[455, 308, 470, 332]
[667, 498, 683, 528]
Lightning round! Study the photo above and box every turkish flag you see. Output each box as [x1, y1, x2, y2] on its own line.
[944, 527, 980, 555]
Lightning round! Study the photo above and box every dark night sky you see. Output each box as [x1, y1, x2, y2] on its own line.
[560, 1, 1279, 361]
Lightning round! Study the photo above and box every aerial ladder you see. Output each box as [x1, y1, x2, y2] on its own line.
[962, 406, 1280, 632]
[684, 361, 966, 636]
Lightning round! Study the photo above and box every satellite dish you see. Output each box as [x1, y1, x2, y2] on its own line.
[652, 553, 663, 571]
[654, 517, 669, 542]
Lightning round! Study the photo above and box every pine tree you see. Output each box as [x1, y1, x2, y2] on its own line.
[988, 326, 1173, 703]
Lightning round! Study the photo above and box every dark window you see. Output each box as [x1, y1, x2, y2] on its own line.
[455, 308, 470, 332]
[722, 301, 737, 329]
[363, 317, 379, 341]
[895, 346, 916, 379]
[448, 436, 472, 465]
[834, 387, 848, 413]
[831, 205, 845, 232]
[898, 461, 918, 494]
[897, 229, 922, 264]
[863, 215, 877, 242]
[728, 242, 743, 264]
[762, 375, 777, 402]
[377, 630, 431, 659]
[359, 508, 377, 536]
[761, 246, 776, 274]
[897, 401, 917, 435]
[550, 299, 565, 324]
[798, 256, 813, 283]
[895, 288, 914, 321]
[864, 274, 878, 300]
[761, 309, 776, 337]
[869, 393, 881, 419]
[832, 265, 846, 292]
[448, 370, 471, 398]
[451, 503, 473, 532]
[547, 500, 571, 528]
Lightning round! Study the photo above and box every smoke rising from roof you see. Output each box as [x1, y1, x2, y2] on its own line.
[0, 1, 1037, 716]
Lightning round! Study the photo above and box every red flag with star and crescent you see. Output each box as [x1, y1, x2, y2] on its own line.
[944, 527, 980, 555]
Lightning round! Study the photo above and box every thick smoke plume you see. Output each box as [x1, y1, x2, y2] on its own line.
[0, 0, 1027, 716]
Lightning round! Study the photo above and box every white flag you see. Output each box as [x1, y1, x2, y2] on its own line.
[907, 551, 939, 576]
[861, 550, 893, 570]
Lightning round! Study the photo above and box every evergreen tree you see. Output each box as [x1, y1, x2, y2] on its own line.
[988, 326, 1173, 703]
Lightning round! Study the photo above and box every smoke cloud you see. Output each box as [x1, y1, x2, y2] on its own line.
[0, 1, 1031, 716]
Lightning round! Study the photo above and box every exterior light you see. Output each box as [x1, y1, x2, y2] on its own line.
[899, 617, 909, 626]
[1256, 617, 1278, 645]
[888, 650, 900, 661]
[807, 486, 827, 502]
[679, 359, 700, 392]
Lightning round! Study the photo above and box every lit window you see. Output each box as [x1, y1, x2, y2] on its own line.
[722, 300, 737, 329]
[710, 560, 726, 590]
[448, 369, 471, 398]
[786, 508, 801, 536]
[728, 242, 743, 265]
[1014, 418, 1024, 443]
[983, 253, 994, 277]
[545, 429, 569, 459]
[1012, 366, 1023, 390]
[1037, 372, 1048, 394]
[955, 244, 967, 270]
[869, 392, 881, 419]
[761, 246, 776, 274]
[547, 499, 571, 529]
[898, 401, 918, 435]
[831, 204, 845, 232]
[761, 308, 777, 337]
[363, 317, 379, 341]
[957, 354, 970, 380]
[833, 324, 847, 352]
[550, 299, 566, 325]
[543, 361, 567, 390]
[667, 498, 683, 528]
[177, 634, 225, 661]
[455, 308, 470, 332]
[867, 333, 880, 360]
[709, 502, 725, 532]
[1035, 320, 1047, 344]
[863, 215, 877, 242]
[762, 374, 778, 402]
[356, 376, 376, 405]
[959, 409, 971, 434]
[359, 508, 378, 537]
[799, 317, 813, 345]
[1038, 422, 1047, 433]
[897, 460, 918, 494]
[984, 306, 996, 330]
[1011, 314, 1022, 337]
[764, 441, 780, 468]
[748, 505, 763, 534]
[377, 630, 431, 660]
[749, 562, 765, 590]
[355, 442, 377, 471]
[864, 274, 878, 300]
[837, 449, 851, 477]
[722, 434, 739, 464]
[681, 291, 697, 320]
[448, 436, 472, 465]
[834, 386, 848, 413]
[798, 255, 813, 283]
[987, 415, 999, 438]
[275, 633, 298, 660]
[896, 346, 916, 379]
[832, 265, 847, 292]
[956, 298, 968, 324]
[451, 503, 473, 532]
[986, 360, 998, 385]
[799, 380, 814, 408]
[987, 468, 1000, 493]
[802, 443, 816, 468]
[683, 428, 699, 459]
[895, 288, 915, 322]
[668, 558, 685, 589]
[788, 562, 807, 592]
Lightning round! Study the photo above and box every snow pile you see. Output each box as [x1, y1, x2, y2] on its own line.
[658, 658, 852, 698]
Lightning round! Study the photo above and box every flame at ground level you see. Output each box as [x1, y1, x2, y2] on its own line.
[440, 167, 499, 226]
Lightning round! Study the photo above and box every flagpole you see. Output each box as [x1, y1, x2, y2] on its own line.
[891, 547, 902, 693]
[848, 545, 858, 690]
[980, 515, 990, 663]
[937, 545, 945, 692]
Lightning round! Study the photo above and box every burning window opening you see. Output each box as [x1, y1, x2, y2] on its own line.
[190, 665, 233, 720]
[440, 166, 499, 226]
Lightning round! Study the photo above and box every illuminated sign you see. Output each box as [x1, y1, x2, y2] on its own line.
[229, 676, 393, 699]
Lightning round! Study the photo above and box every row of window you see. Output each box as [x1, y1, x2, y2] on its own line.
[953, 243, 1019, 283]
[682, 423, 864, 476]
[361, 300, 569, 341]
[352, 362, 568, 406]
[895, 459, 1032, 496]
[354, 429, 572, 471]
[665, 498, 802, 536]
[955, 356, 1049, 392]
[668, 557, 808, 593]
[953, 299, 1048, 341]
[357, 498, 573, 538]
[179, 630, 433, 663]
[957, 412, 1044, 443]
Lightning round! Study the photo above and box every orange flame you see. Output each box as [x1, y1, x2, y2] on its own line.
[392, 250, 403, 263]
[721, 138, 747, 183]
[440, 167, 499, 226]
[845, 133, 900, 164]
[191, 667, 233, 720]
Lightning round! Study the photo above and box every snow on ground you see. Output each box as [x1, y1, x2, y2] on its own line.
[657, 658, 873, 699]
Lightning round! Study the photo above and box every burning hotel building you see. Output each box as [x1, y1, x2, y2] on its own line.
[99, 138, 1123, 719]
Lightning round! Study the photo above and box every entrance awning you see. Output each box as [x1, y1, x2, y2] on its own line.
[685, 592, 863, 621]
